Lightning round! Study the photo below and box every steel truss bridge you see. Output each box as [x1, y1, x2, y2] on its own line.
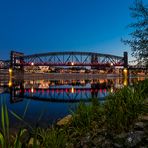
[17, 51, 125, 67]
[0, 51, 128, 70]
[1, 51, 147, 71]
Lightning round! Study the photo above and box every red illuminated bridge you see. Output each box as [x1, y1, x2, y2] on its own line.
[9, 51, 128, 70]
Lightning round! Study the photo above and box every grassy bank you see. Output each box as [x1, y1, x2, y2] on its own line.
[0, 79, 148, 147]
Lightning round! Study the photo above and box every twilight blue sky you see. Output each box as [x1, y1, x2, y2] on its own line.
[0, 0, 147, 60]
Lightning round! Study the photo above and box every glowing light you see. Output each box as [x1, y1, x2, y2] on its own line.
[110, 63, 113, 66]
[71, 87, 74, 93]
[31, 87, 34, 93]
[123, 68, 128, 74]
[8, 81, 12, 87]
[123, 78, 128, 86]
[110, 87, 113, 93]
[71, 62, 74, 66]
[31, 62, 34, 66]
[9, 68, 12, 73]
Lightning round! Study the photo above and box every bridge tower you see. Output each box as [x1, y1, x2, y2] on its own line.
[123, 52, 129, 85]
[91, 54, 98, 69]
[123, 51, 128, 69]
[9, 51, 24, 86]
[10, 51, 24, 70]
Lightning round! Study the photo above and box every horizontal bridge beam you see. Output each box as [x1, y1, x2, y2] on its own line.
[22, 51, 123, 60]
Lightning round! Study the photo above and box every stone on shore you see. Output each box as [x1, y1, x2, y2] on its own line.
[57, 115, 72, 126]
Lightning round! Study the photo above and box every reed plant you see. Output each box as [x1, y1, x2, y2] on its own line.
[36, 127, 68, 148]
[0, 98, 28, 148]
[133, 79, 148, 99]
[0, 97, 9, 148]
[66, 98, 105, 143]
[104, 85, 147, 134]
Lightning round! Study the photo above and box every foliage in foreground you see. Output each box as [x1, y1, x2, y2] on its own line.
[104, 86, 147, 133]
[0, 79, 148, 147]
[123, 0, 148, 65]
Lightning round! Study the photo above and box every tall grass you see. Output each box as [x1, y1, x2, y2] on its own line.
[104, 85, 147, 133]
[67, 98, 105, 142]
[37, 127, 68, 148]
[0, 97, 9, 148]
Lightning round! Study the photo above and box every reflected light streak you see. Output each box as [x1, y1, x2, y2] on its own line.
[71, 87, 74, 93]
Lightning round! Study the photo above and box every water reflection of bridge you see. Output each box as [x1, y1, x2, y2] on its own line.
[9, 83, 112, 103]
[0, 76, 144, 103]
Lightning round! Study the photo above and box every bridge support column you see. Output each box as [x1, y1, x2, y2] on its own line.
[123, 51, 128, 69]
[10, 51, 24, 70]
[91, 54, 98, 69]
[123, 52, 129, 85]
[9, 51, 24, 87]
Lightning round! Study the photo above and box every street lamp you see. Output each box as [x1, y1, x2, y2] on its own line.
[31, 62, 34, 66]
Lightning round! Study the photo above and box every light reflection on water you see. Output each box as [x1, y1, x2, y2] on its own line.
[0, 76, 146, 128]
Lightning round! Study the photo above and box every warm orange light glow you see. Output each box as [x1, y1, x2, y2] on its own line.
[123, 78, 128, 86]
[71, 87, 74, 93]
[9, 68, 12, 73]
[8, 81, 12, 87]
[123, 68, 127, 74]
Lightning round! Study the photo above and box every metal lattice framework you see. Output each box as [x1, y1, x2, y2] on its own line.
[128, 60, 148, 70]
[0, 60, 10, 69]
[15, 51, 125, 68]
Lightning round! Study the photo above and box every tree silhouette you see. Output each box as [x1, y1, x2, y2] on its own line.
[123, 0, 148, 66]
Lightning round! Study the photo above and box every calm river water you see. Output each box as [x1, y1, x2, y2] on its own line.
[0, 75, 146, 129]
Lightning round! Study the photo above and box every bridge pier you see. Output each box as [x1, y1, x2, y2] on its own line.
[9, 51, 24, 86]
[91, 54, 98, 69]
[123, 52, 129, 85]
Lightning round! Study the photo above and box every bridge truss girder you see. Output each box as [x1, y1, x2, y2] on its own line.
[15, 51, 124, 68]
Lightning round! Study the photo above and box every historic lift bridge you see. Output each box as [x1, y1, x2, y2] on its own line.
[0, 51, 128, 70]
